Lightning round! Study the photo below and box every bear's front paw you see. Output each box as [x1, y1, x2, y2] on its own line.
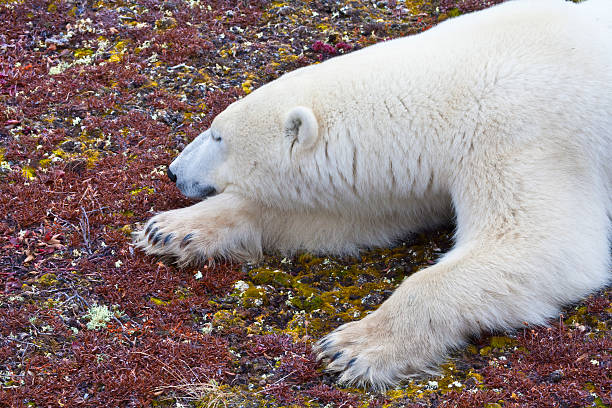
[134, 208, 203, 264]
[133, 195, 263, 264]
[315, 306, 447, 390]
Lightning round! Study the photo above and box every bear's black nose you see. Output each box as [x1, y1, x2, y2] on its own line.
[167, 168, 177, 183]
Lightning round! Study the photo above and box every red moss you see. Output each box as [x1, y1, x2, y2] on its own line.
[441, 312, 611, 407]
[305, 384, 361, 407]
[0, 330, 232, 407]
[438, 0, 505, 13]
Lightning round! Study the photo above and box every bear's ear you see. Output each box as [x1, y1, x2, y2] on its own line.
[283, 106, 319, 151]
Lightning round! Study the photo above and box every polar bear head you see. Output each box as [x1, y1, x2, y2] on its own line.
[167, 81, 323, 207]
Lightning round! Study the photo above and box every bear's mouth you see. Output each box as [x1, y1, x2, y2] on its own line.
[177, 183, 217, 200]
[198, 185, 217, 200]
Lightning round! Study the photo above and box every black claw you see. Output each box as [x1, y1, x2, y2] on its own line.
[147, 227, 159, 242]
[152, 233, 162, 246]
[330, 351, 343, 363]
[145, 222, 156, 235]
[163, 233, 174, 246]
[180, 233, 193, 248]
[347, 357, 357, 369]
[318, 339, 331, 351]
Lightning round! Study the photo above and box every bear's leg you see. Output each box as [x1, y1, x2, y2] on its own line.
[134, 193, 263, 264]
[259, 206, 449, 257]
[316, 145, 611, 388]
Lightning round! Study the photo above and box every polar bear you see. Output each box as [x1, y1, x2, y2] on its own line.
[136, 0, 612, 388]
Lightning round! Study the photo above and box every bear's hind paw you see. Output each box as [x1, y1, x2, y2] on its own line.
[315, 323, 411, 390]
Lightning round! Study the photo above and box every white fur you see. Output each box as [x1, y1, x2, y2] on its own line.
[136, 0, 612, 389]
[167, 128, 227, 199]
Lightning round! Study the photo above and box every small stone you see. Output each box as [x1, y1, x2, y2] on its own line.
[549, 369, 563, 383]
[155, 17, 176, 29]
[45, 35, 70, 47]
[361, 293, 383, 307]
[60, 140, 79, 152]
[276, 6, 295, 16]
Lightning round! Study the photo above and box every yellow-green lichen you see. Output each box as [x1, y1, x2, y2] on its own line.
[36, 273, 58, 287]
[22, 166, 36, 180]
[212, 310, 245, 330]
[149, 297, 170, 306]
[249, 268, 294, 287]
[289, 293, 323, 312]
[489, 336, 516, 350]
[241, 286, 268, 307]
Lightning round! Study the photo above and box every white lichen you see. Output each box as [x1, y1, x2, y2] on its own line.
[233, 280, 249, 293]
[83, 304, 113, 330]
